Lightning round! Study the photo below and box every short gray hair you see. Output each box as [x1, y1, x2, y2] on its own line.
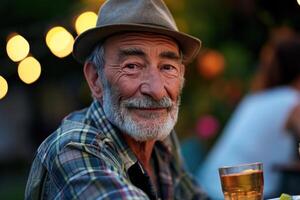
[85, 44, 106, 79]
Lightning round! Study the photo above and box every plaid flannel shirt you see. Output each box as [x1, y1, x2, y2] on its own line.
[25, 100, 207, 200]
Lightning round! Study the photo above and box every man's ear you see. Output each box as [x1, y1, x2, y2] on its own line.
[84, 62, 103, 100]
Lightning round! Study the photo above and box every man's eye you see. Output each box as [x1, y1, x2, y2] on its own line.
[125, 64, 138, 69]
[161, 64, 180, 76]
[162, 65, 175, 70]
[122, 63, 142, 74]
[162, 64, 180, 72]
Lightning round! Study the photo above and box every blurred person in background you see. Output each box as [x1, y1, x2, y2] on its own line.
[196, 27, 300, 199]
[25, 0, 208, 199]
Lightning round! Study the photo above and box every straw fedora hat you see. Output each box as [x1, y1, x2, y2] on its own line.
[73, 0, 201, 65]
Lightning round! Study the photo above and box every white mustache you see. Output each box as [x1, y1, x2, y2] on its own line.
[122, 96, 173, 109]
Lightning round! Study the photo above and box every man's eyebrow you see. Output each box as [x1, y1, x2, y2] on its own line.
[159, 51, 181, 61]
[118, 47, 146, 61]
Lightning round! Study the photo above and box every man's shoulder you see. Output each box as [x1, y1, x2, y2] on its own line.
[36, 115, 120, 170]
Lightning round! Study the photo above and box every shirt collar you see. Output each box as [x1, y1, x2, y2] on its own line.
[86, 100, 137, 170]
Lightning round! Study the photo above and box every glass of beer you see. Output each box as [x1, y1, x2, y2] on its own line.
[219, 162, 264, 200]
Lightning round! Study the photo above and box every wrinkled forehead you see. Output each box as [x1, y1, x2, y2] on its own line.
[103, 32, 181, 53]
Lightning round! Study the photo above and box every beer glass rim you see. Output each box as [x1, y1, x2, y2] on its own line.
[218, 162, 263, 170]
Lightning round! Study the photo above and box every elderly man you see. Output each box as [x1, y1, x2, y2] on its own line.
[25, 0, 207, 199]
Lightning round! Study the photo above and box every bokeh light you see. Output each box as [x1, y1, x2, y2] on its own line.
[75, 11, 97, 34]
[298, 0, 300, 6]
[6, 34, 30, 62]
[196, 115, 220, 139]
[46, 26, 74, 58]
[18, 56, 41, 84]
[197, 50, 226, 79]
[0, 76, 8, 99]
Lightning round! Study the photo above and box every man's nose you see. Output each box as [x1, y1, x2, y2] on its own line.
[140, 68, 166, 100]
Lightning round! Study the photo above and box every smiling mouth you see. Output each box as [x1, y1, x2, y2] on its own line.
[127, 107, 170, 116]
[127, 105, 171, 110]
[129, 107, 167, 111]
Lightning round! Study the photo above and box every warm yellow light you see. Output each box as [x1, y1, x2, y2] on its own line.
[0, 76, 8, 99]
[6, 34, 30, 62]
[298, 0, 300, 6]
[75, 11, 97, 34]
[46, 26, 74, 58]
[18, 56, 41, 84]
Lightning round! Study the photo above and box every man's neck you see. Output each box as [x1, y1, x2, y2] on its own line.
[123, 134, 156, 167]
[123, 134, 158, 186]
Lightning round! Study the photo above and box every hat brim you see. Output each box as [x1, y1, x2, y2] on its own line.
[73, 24, 201, 65]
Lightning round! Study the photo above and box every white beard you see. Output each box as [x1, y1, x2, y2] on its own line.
[101, 80, 180, 141]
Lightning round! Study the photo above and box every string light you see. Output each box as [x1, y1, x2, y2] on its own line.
[46, 26, 74, 58]
[6, 34, 30, 62]
[0, 76, 8, 99]
[18, 56, 41, 84]
[75, 11, 97, 34]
